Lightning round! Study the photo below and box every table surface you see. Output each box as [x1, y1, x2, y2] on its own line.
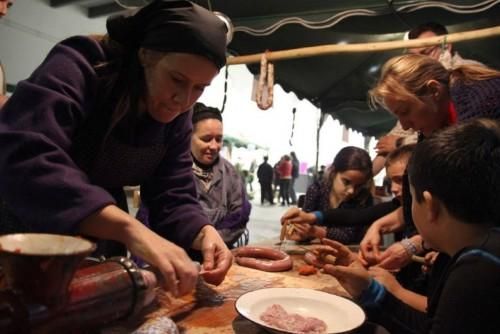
[106, 242, 352, 334]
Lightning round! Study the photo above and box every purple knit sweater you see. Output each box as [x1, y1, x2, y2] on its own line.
[0, 36, 210, 249]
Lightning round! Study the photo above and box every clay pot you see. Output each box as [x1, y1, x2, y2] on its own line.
[0, 233, 95, 307]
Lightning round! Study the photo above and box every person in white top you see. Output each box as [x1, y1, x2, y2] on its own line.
[407, 21, 484, 69]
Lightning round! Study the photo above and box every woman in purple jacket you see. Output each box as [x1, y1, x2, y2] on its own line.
[0, 0, 232, 297]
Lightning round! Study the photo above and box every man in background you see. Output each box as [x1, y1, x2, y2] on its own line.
[257, 156, 274, 205]
[408, 21, 483, 69]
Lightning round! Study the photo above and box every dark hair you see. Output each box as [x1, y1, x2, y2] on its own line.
[192, 102, 222, 124]
[385, 144, 416, 168]
[325, 146, 373, 205]
[330, 146, 373, 178]
[408, 118, 500, 225]
[408, 22, 448, 39]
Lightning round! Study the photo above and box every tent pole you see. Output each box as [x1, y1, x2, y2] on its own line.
[227, 26, 500, 65]
[315, 113, 327, 178]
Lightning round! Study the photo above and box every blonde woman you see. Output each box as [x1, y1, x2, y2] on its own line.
[369, 53, 500, 137]
[361, 54, 500, 266]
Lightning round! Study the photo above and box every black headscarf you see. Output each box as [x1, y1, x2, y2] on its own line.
[192, 102, 223, 124]
[106, 0, 227, 69]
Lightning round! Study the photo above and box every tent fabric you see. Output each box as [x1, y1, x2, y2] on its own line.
[201, 0, 500, 137]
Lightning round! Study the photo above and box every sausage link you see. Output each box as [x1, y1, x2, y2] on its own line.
[235, 246, 293, 272]
[304, 251, 323, 268]
[304, 250, 337, 268]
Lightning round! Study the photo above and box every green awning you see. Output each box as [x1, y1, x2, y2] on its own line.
[214, 0, 500, 137]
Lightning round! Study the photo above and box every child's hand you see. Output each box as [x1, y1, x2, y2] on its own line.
[321, 238, 358, 266]
[368, 266, 402, 295]
[323, 260, 370, 298]
[422, 251, 439, 273]
[280, 207, 316, 225]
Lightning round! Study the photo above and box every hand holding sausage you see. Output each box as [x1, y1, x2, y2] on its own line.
[323, 261, 370, 298]
[377, 242, 412, 271]
[192, 225, 233, 285]
[280, 207, 317, 226]
[321, 238, 359, 267]
[359, 223, 383, 266]
[79, 205, 199, 298]
[422, 251, 439, 273]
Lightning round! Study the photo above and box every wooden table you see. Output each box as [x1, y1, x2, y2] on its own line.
[106, 244, 351, 334]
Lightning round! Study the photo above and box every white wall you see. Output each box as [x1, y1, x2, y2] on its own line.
[0, 0, 107, 83]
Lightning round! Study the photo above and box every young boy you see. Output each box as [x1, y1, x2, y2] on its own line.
[324, 119, 500, 333]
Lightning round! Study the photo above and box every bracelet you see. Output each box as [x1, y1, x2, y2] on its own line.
[400, 237, 418, 256]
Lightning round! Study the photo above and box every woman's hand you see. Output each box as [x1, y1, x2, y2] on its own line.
[127, 225, 199, 297]
[359, 223, 382, 265]
[192, 225, 233, 286]
[280, 207, 316, 226]
[359, 208, 405, 266]
[377, 242, 412, 271]
[323, 261, 370, 298]
[79, 205, 199, 297]
[378, 235, 422, 271]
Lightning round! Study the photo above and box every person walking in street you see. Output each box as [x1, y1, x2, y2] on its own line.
[257, 156, 274, 205]
[289, 151, 299, 205]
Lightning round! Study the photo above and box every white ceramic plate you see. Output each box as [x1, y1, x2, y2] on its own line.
[235, 287, 365, 334]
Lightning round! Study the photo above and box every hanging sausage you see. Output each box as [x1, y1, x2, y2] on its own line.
[255, 51, 274, 110]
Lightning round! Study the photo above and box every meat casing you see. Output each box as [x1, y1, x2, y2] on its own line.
[304, 250, 336, 268]
[303, 251, 324, 268]
[235, 246, 293, 272]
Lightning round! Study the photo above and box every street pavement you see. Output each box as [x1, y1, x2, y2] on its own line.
[246, 201, 291, 244]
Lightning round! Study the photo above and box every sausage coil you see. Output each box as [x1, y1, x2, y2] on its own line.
[234, 246, 293, 272]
